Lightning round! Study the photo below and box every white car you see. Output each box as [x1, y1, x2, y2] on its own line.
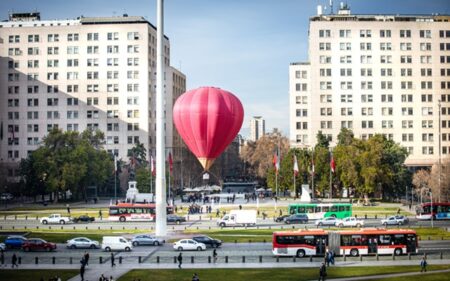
[67, 237, 100, 249]
[335, 217, 364, 228]
[173, 239, 206, 251]
[0, 243, 5, 251]
[381, 215, 409, 226]
[40, 214, 72, 225]
[315, 217, 338, 226]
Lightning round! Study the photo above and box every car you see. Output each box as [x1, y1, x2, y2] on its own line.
[315, 217, 338, 227]
[72, 215, 95, 223]
[0, 243, 5, 251]
[0, 193, 13, 200]
[173, 239, 206, 251]
[40, 214, 72, 225]
[274, 215, 290, 222]
[4, 235, 27, 249]
[381, 215, 409, 226]
[66, 237, 99, 249]
[131, 235, 165, 246]
[335, 217, 364, 228]
[167, 214, 186, 224]
[192, 236, 222, 248]
[284, 214, 309, 224]
[22, 238, 56, 252]
[102, 236, 132, 252]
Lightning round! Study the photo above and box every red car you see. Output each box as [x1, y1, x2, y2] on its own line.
[22, 238, 57, 252]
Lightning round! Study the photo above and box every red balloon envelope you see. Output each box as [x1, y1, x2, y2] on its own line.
[173, 87, 244, 171]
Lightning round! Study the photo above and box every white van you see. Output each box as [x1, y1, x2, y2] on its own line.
[102, 236, 133, 252]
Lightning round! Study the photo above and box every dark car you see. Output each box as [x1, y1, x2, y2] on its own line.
[192, 236, 222, 248]
[167, 214, 186, 224]
[5, 235, 27, 249]
[72, 215, 95, 223]
[22, 238, 57, 252]
[284, 214, 308, 224]
[275, 215, 289, 222]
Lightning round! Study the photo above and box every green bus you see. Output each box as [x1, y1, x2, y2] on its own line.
[288, 203, 352, 219]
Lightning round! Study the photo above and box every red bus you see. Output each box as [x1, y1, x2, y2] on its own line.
[108, 203, 174, 222]
[272, 228, 418, 257]
[416, 202, 450, 220]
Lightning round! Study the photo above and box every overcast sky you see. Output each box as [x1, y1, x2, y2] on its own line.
[2, 0, 449, 138]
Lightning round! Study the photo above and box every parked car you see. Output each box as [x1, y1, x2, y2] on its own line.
[40, 214, 72, 225]
[335, 217, 364, 228]
[0, 243, 5, 251]
[274, 215, 290, 222]
[192, 236, 222, 248]
[4, 235, 27, 249]
[167, 214, 186, 224]
[381, 215, 409, 226]
[22, 238, 56, 252]
[0, 193, 13, 200]
[131, 235, 165, 246]
[66, 237, 99, 249]
[102, 236, 132, 252]
[315, 217, 338, 227]
[173, 239, 206, 251]
[284, 214, 309, 224]
[72, 215, 95, 223]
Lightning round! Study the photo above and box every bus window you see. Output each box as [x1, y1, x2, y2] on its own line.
[331, 206, 338, 212]
[306, 206, 314, 213]
[290, 207, 296, 214]
[351, 235, 362, 246]
[378, 235, 391, 245]
[341, 235, 352, 246]
[119, 208, 127, 214]
[393, 234, 406, 245]
[135, 208, 143, 214]
[345, 206, 350, 211]
[315, 207, 321, 213]
[298, 207, 306, 213]
[322, 206, 330, 212]
[304, 235, 315, 246]
[109, 208, 118, 215]
[339, 206, 345, 212]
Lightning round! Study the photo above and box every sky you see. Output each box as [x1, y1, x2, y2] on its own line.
[1, 0, 449, 138]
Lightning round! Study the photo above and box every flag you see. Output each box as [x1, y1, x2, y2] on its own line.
[330, 152, 336, 173]
[311, 157, 315, 175]
[273, 147, 280, 175]
[151, 155, 156, 176]
[293, 154, 299, 177]
[168, 152, 173, 172]
[114, 155, 117, 174]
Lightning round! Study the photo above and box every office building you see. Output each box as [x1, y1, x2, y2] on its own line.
[249, 116, 265, 142]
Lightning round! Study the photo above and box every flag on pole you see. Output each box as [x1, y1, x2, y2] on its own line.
[151, 155, 156, 176]
[293, 154, 299, 177]
[311, 157, 315, 175]
[330, 152, 336, 173]
[272, 147, 280, 175]
[114, 155, 117, 173]
[168, 152, 173, 172]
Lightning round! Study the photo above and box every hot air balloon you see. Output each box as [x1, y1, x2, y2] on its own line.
[173, 87, 244, 171]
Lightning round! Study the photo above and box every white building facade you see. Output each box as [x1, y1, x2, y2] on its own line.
[0, 13, 186, 181]
[249, 116, 265, 142]
[290, 6, 450, 167]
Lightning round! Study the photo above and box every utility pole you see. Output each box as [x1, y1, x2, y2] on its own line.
[438, 99, 442, 203]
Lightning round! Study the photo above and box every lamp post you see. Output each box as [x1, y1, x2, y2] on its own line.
[438, 99, 442, 203]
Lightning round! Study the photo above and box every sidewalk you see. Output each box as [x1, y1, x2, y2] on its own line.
[2, 259, 449, 281]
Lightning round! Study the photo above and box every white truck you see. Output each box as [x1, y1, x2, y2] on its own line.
[335, 217, 364, 228]
[40, 214, 72, 225]
[217, 210, 257, 227]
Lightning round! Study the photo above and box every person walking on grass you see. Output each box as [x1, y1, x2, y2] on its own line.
[177, 252, 183, 268]
[318, 262, 327, 281]
[192, 273, 200, 281]
[420, 255, 427, 272]
[99, 209, 103, 220]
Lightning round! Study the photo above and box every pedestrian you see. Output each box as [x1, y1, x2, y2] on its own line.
[109, 276, 114, 281]
[99, 210, 103, 220]
[111, 252, 116, 267]
[420, 255, 427, 272]
[99, 274, 106, 281]
[279, 209, 282, 216]
[192, 273, 200, 281]
[324, 251, 330, 267]
[212, 249, 218, 263]
[397, 208, 401, 215]
[0, 249, 4, 267]
[80, 264, 85, 281]
[216, 209, 220, 218]
[84, 251, 90, 266]
[318, 262, 327, 281]
[330, 250, 335, 265]
[11, 253, 18, 268]
[177, 252, 182, 268]
[67, 204, 71, 214]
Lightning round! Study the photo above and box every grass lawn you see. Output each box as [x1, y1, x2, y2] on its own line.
[0, 269, 78, 281]
[415, 227, 450, 240]
[366, 272, 450, 281]
[119, 265, 450, 281]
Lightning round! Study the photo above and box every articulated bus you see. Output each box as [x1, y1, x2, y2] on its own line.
[109, 203, 174, 222]
[416, 202, 450, 220]
[272, 228, 418, 258]
[288, 203, 352, 219]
